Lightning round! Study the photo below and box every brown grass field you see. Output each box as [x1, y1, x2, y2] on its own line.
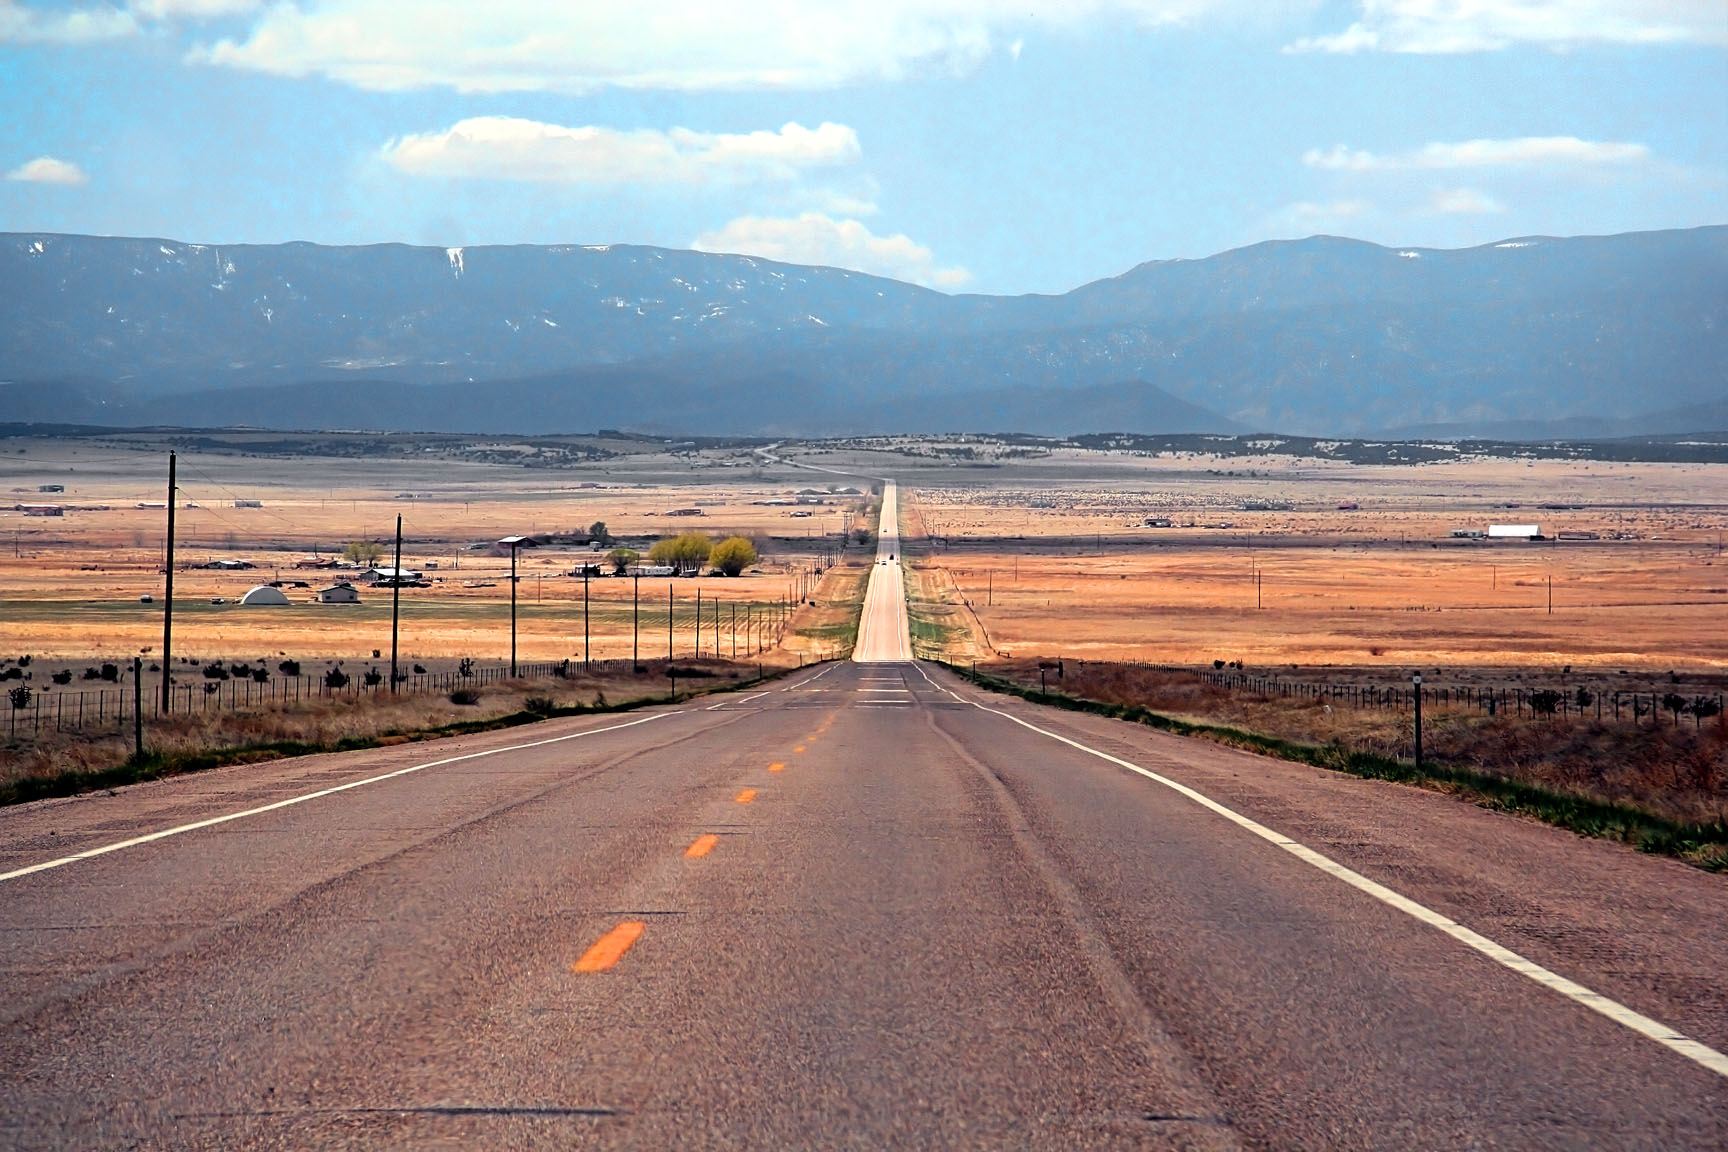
[882, 452, 1728, 676]
[1, 432, 871, 670]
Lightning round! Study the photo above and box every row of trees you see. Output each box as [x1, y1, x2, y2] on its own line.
[606, 533, 759, 576]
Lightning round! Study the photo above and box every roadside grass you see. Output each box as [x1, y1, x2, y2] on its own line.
[0, 658, 802, 808]
[786, 564, 870, 660]
[946, 660, 1728, 873]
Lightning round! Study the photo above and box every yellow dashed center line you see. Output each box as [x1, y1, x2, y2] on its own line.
[685, 833, 720, 858]
[735, 788, 757, 804]
[768, 761, 785, 772]
[573, 920, 645, 972]
[793, 745, 805, 754]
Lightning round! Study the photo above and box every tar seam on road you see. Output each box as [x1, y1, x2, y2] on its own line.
[0, 712, 677, 885]
[913, 663, 1728, 1081]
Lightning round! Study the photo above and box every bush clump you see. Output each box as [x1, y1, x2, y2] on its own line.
[449, 688, 482, 706]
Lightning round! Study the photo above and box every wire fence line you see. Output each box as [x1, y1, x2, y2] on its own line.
[1, 657, 678, 740]
[1033, 660, 1726, 731]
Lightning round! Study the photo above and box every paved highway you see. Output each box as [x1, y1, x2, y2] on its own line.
[854, 480, 913, 663]
[3, 489, 1726, 1147]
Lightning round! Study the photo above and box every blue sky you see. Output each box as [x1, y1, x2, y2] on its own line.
[2, 1, 1723, 294]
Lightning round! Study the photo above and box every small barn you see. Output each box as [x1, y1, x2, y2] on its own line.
[240, 585, 290, 606]
[315, 583, 361, 604]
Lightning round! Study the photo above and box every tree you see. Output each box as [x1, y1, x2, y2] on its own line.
[343, 539, 384, 565]
[1528, 689, 1562, 716]
[710, 536, 758, 576]
[588, 520, 612, 546]
[648, 532, 711, 569]
[607, 547, 639, 575]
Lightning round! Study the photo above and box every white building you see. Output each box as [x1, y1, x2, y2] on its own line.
[315, 583, 361, 604]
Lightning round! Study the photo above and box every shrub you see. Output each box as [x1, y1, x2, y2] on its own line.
[82, 667, 101, 680]
[230, 663, 252, 679]
[278, 659, 301, 676]
[52, 670, 72, 684]
[1528, 689, 1562, 715]
[449, 688, 482, 706]
[324, 668, 350, 689]
[524, 696, 556, 714]
[710, 536, 758, 576]
[0, 668, 21, 681]
[362, 669, 383, 687]
[203, 665, 231, 680]
[100, 663, 119, 681]
[251, 668, 269, 683]
[457, 657, 475, 677]
[649, 532, 712, 569]
[413, 663, 427, 674]
[8, 684, 30, 708]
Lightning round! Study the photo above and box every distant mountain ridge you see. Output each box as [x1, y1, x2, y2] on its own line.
[2, 226, 1722, 437]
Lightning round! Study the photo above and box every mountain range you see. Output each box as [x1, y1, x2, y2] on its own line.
[2, 226, 1723, 438]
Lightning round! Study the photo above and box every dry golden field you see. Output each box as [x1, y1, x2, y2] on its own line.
[867, 448, 1728, 677]
[1, 432, 871, 673]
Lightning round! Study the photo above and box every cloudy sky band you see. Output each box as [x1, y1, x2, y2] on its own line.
[1, 1, 1721, 292]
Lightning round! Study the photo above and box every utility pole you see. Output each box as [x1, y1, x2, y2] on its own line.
[632, 573, 641, 670]
[1257, 568, 1262, 610]
[1412, 672, 1424, 767]
[161, 451, 177, 713]
[132, 655, 143, 760]
[390, 514, 403, 692]
[509, 542, 519, 676]
[583, 567, 590, 671]
[731, 602, 737, 659]
[1548, 573, 1553, 615]
[668, 583, 674, 663]
[696, 586, 702, 658]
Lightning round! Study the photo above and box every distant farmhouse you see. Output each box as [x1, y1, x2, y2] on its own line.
[315, 583, 361, 604]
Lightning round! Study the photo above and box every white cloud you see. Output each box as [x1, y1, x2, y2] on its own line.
[381, 118, 860, 184]
[193, 1, 1272, 93]
[1303, 136, 1651, 170]
[1287, 1, 1726, 54]
[1431, 187, 1506, 214]
[693, 213, 971, 289]
[0, 0, 256, 41]
[131, 0, 260, 17]
[0, 2, 136, 42]
[5, 156, 89, 184]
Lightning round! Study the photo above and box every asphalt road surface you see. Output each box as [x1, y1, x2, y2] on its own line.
[3, 499, 1726, 1147]
[854, 480, 913, 663]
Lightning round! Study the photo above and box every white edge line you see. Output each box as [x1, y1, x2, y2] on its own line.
[709, 691, 770, 711]
[921, 664, 1728, 1080]
[0, 712, 675, 885]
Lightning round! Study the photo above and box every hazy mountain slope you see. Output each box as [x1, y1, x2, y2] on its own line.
[1, 227, 1721, 436]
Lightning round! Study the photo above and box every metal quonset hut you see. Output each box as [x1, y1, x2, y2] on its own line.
[240, 585, 290, 606]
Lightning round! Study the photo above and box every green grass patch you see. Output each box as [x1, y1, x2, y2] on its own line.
[942, 662, 1728, 872]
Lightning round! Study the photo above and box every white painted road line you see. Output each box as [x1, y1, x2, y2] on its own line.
[708, 691, 771, 711]
[918, 664, 1728, 1080]
[0, 713, 677, 885]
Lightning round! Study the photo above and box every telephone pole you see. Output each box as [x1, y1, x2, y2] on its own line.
[389, 514, 403, 692]
[160, 452, 177, 713]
